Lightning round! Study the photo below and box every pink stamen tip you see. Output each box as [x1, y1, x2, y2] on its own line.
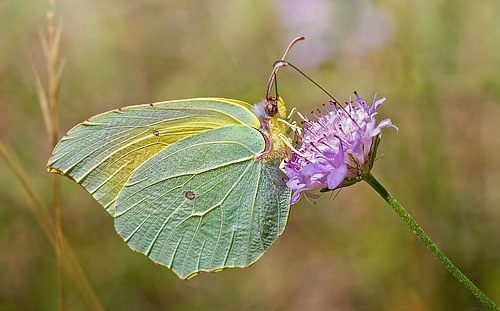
[309, 142, 322, 153]
[304, 127, 313, 134]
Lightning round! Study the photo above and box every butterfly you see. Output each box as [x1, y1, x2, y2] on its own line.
[47, 37, 304, 279]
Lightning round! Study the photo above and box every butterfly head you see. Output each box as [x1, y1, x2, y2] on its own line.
[251, 96, 287, 121]
[266, 96, 287, 119]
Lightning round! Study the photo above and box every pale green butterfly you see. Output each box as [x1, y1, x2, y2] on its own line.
[47, 37, 304, 279]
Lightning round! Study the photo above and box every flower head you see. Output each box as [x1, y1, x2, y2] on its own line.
[285, 92, 398, 204]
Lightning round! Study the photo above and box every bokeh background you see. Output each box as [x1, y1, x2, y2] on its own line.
[1, 0, 500, 310]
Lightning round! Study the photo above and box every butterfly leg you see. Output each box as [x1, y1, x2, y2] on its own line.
[278, 118, 302, 135]
[286, 107, 296, 122]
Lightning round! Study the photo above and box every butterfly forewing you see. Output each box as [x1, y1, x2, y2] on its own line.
[47, 98, 260, 215]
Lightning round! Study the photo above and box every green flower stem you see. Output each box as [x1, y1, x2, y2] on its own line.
[361, 172, 499, 310]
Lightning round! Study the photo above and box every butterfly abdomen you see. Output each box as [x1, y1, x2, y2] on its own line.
[257, 116, 291, 163]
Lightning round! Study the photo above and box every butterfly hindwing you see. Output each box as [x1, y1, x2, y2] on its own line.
[114, 125, 290, 279]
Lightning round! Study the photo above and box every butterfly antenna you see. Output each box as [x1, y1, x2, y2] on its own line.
[266, 36, 305, 100]
[266, 38, 359, 127]
[275, 60, 362, 127]
[274, 60, 341, 105]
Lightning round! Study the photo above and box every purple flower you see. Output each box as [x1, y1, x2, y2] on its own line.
[285, 92, 398, 204]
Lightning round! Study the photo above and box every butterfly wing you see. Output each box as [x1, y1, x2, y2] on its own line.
[47, 98, 291, 278]
[48, 98, 260, 215]
[115, 125, 290, 279]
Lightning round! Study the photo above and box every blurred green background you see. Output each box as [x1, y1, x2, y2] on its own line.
[1, 0, 500, 310]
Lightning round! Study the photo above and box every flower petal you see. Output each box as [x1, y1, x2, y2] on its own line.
[327, 163, 347, 189]
[377, 118, 399, 132]
[290, 190, 303, 204]
[371, 95, 386, 114]
[301, 163, 322, 176]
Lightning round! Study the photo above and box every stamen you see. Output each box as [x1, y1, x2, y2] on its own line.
[317, 135, 345, 154]
[336, 102, 361, 129]
[303, 127, 314, 135]
[337, 123, 346, 135]
[321, 140, 337, 152]
[309, 142, 325, 154]
[322, 103, 330, 112]
[303, 126, 321, 138]
[317, 121, 327, 130]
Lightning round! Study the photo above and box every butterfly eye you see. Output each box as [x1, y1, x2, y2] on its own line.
[265, 99, 278, 116]
[185, 190, 196, 200]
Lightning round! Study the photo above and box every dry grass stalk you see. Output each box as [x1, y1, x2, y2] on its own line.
[32, 1, 67, 310]
[0, 139, 104, 310]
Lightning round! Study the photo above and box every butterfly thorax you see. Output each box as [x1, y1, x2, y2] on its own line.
[253, 97, 292, 163]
